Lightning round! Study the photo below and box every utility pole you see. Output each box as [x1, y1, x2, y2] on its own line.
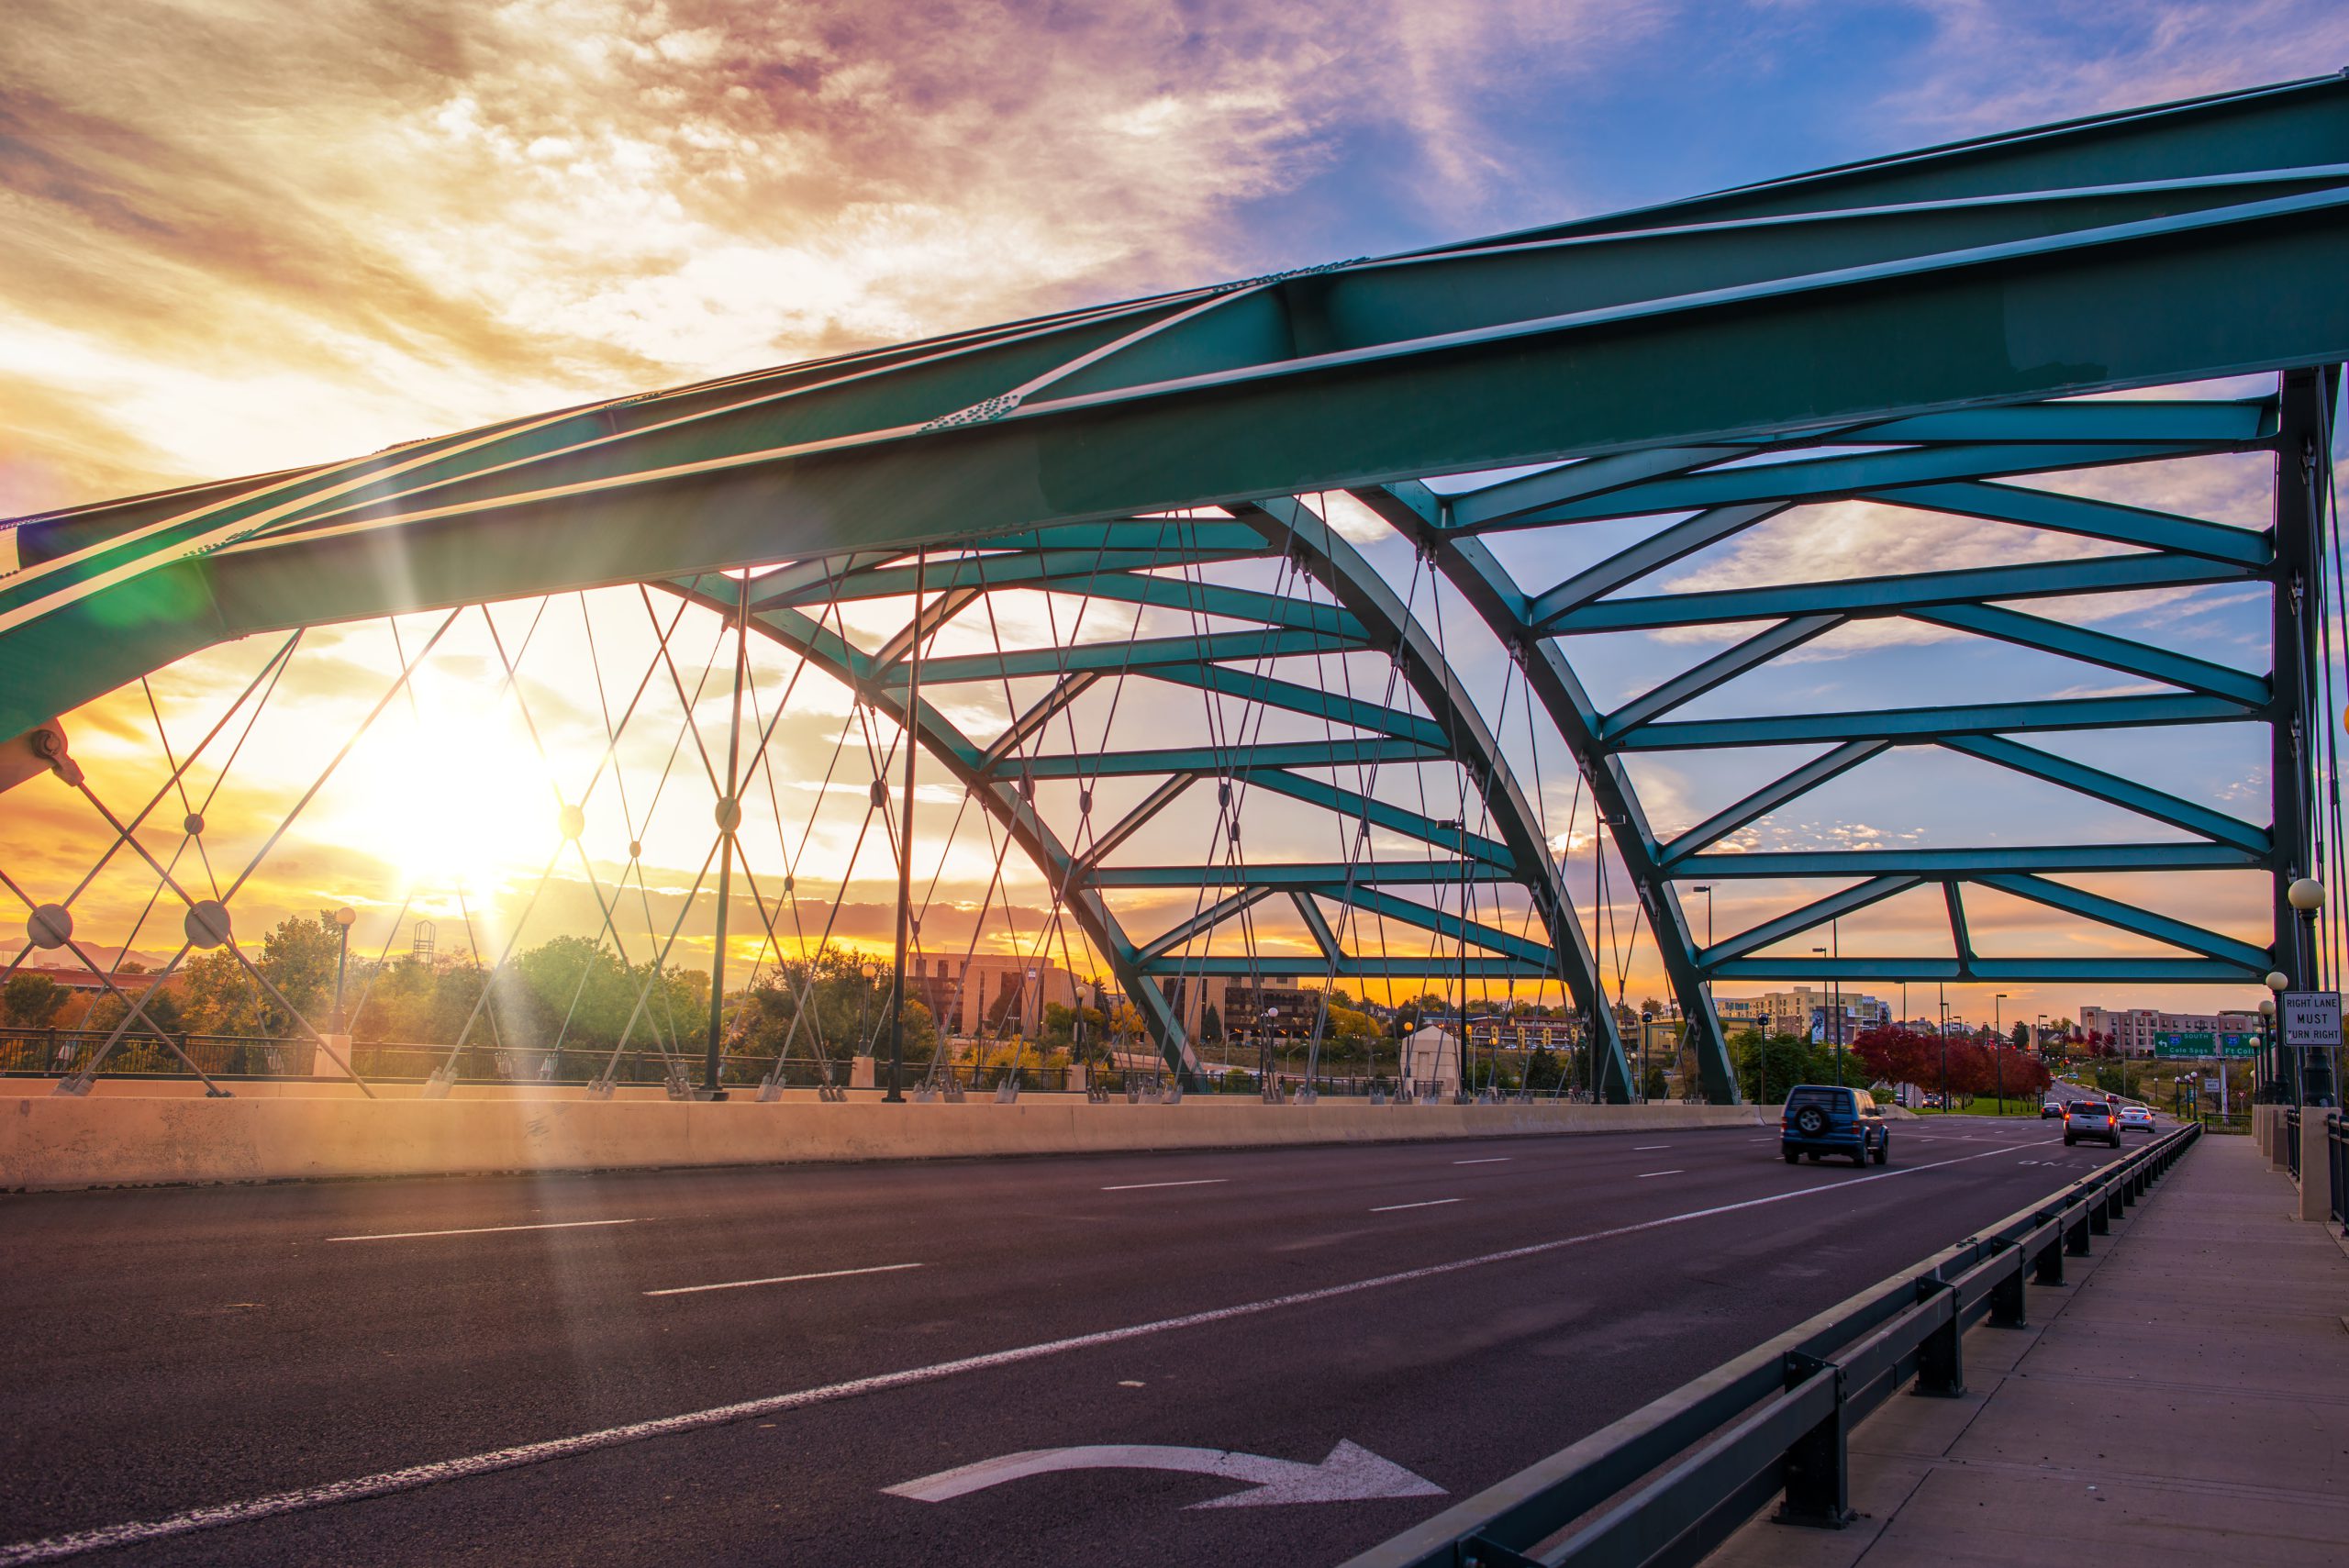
[1994, 992, 2009, 1112]
[1938, 984, 1949, 1111]
[1812, 947, 1830, 1084]
[885, 549, 926, 1104]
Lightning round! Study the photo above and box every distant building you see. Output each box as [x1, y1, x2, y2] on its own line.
[1720, 988, 1887, 1039]
[906, 953, 1080, 1037]
[2077, 1006, 2263, 1059]
[1155, 974, 1325, 1041]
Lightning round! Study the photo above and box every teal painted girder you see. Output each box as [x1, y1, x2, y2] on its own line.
[880, 627, 1364, 687]
[11, 80, 2349, 746]
[1609, 692, 2256, 751]
[1092, 862, 1517, 889]
[1007, 737, 1442, 779]
[1709, 958, 2265, 983]
[10, 72, 2349, 1104]
[1453, 439, 2262, 530]
[1675, 844, 2265, 877]
[1542, 553, 2260, 634]
[1230, 767, 1515, 870]
[1308, 881, 1556, 969]
[1138, 956, 1554, 980]
[1139, 662, 1450, 749]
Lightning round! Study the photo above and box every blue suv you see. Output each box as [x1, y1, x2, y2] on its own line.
[1781, 1084, 1890, 1168]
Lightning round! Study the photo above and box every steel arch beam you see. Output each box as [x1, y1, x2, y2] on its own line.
[1231, 499, 1636, 1101]
[12, 76, 2349, 742]
[1352, 482, 1737, 1104]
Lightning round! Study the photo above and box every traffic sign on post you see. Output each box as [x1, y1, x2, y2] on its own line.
[2280, 991, 2342, 1048]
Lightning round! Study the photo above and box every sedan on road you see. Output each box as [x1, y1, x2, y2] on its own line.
[2118, 1105, 2156, 1132]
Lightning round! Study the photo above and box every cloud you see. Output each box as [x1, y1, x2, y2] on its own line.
[0, 0, 1655, 505]
[1887, 1, 2349, 136]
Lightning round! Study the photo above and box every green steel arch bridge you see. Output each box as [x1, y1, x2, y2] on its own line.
[4, 72, 2346, 1105]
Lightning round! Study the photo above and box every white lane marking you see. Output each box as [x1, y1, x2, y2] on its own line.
[1370, 1198, 1462, 1213]
[326, 1219, 637, 1243]
[1453, 1157, 1509, 1165]
[1636, 1170, 1685, 1179]
[0, 1136, 2056, 1567]
[645, 1262, 924, 1297]
[1100, 1179, 1230, 1192]
[885, 1440, 1442, 1508]
[1633, 1144, 1670, 1151]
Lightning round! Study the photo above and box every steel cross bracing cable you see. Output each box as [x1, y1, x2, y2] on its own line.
[1297, 523, 1430, 1088]
[1154, 514, 1305, 1067]
[60, 610, 463, 1092]
[952, 511, 1154, 1078]
[0, 630, 300, 1001]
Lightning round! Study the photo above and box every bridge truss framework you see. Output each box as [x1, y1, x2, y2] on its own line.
[5, 73, 2349, 1102]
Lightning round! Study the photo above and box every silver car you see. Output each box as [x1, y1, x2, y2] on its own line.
[2117, 1105, 2155, 1132]
[2062, 1099, 2121, 1148]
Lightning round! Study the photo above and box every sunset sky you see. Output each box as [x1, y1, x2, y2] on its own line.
[6, 0, 2349, 1033]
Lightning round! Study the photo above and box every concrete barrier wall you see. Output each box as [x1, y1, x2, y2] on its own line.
[0, 1095, 1772, 1190]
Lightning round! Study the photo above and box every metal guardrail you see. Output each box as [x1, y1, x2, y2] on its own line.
[2286, 1107, 2301, 1180]
[1343, 1121, 2200, 1568]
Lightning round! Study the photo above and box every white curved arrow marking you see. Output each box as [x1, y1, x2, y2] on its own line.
[885, 1440, 1443, 1509]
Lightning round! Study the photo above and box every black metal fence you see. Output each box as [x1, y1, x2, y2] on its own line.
[2286, 1106, 2301, 1179]
[1341, 1122, 2200, 1568]
[2328, 1114, 2345, 1229]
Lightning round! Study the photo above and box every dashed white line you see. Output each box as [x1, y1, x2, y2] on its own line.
[645, 1262, 925, 1297]
[1100, 1179, 1230, 1192]
[1370, 1198, 1462, 1213]
[1453, 1157, 1509, 1165]
[327, 1219, 638, 1243]
[1636, 1170, 1685, 1179]
[1633, 1144, 1670, 1151]
[0, 1136, 2058, 1566]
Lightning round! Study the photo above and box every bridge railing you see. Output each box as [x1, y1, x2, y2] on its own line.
[2329, 1115, 2346, 1229]
[1341, 1121, 2200, 1568]
[2287, 1107, 2301, 1180]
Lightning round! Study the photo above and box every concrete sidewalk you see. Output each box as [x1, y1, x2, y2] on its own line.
[1705, 1134, 2349, 1568]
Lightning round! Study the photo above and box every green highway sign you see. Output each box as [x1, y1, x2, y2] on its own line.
[2152, 1030, 2256, 1060]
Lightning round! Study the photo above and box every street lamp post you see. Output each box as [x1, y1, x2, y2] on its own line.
[329, 906, 356, 1032]
[2288, 876, 2334, 1106]
[2264, 969, 2291, 1102]
[1994, 993, 2009, 1113]
[1938, 984, 1949, 1112]
[1436, 817, 1471, 1103]
[2258, 995, 2277, 1111]
[1811, 947, 1836, 1086]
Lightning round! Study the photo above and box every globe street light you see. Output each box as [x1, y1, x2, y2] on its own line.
[2285, 878, 2333, 1106]
[2258, 995, 2278, 1108]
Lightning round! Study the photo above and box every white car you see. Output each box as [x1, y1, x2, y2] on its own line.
[2117, 1105, 2155, 1132]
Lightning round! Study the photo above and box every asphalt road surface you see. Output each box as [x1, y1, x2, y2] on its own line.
[0, 1114, 2150, 1567]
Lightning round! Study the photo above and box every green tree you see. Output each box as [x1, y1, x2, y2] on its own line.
[1642, 1064, 1670, 1100]
[181, 949, 268, 1035]
[1731, 1029, 1839, 1102]
[2, 973, 67, 1029]
[256, 912, 344, 1030]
